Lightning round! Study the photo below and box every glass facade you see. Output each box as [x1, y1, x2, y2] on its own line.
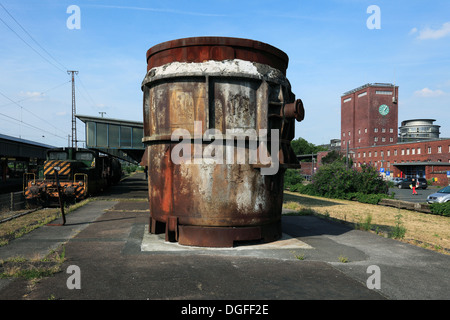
[85, 121, 143, 149]
[399, 119, 440, 141]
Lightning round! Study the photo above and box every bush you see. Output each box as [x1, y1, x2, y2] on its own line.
[429, 202, 450, 217]
[284, 169, 304, 190]
[310, 162, 387, 196]
[290, 162, 390, 204]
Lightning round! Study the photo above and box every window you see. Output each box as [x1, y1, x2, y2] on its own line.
[401, 149, 405, 155]
[382, 138, 386, 142]
[120, 126, 132, 147]
[108, 124, 120, 148]
[358, 92, 367, 98]
[390, 128, 393, 133]
[412, 148, 415, 155]
[365, 128, 367, 133]
[48, 152, 68, 160]
[390, 137, 394, 142]
[406, 149, 410, 155]
[358, 129, 361, 135]
[387, 150, 390, 157]
[394, 150, 397, 156]
[374, 151, 378, 157]
[382, 128, 386, 133]
[96, 123, 108, 147]
[344, 97, 352, 103]
[132, 127, 143, 148]
[374, 128, 378, 133]
[428, 147, 432, 154]
[75, 152, 94, 161]
[374, 137, 378, 142]
[418, 148, 421, 155]
[376, 91, 392, 95]
[438, 146, 442, 153]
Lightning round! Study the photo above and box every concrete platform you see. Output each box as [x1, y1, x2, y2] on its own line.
[0, 172, 449, 304]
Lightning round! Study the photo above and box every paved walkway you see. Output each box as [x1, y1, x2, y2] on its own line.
[0, 172, 449, 304]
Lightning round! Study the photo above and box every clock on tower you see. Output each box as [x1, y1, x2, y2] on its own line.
[379, 104, 389, 116]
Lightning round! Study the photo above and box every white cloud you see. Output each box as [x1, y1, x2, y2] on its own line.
[409, 27, 418, 35]
[414, 88, 445, 97]
[417, 22, 450, 40]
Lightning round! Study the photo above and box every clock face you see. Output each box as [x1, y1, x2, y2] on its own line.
[379, 104, 389, 116]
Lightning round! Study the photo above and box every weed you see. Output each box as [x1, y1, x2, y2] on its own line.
[0, 245, 66, 280]
[357, 213, 373, 231]
[338, 255, 349, 263]
[390, 213, 406, 239]
[291, 251, 305, 260]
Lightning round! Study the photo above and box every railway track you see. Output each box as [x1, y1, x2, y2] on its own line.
[0, 208, 40, 224]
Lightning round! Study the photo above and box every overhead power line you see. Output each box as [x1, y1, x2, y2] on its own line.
[0, 80, 70, 109]
[0, 89, 69, 139]
[0, 3, 68, 71]
[0, 3, 67, 73]
[0, 110, 67, 141]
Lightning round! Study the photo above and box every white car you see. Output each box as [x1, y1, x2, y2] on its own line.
[392, 177, 403, 186]
[427, 186, 450, 204]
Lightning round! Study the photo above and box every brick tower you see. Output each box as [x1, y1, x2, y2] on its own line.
[341, 83, 398, 152]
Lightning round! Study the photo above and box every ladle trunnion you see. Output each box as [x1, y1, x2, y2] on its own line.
[141, 37, 304, 247]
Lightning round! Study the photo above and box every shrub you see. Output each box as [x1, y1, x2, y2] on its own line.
[429, 202, 450, 217]
[284, 169, 304, 190]
[287, 162, 390, 204]
[308, 162, 388, 199]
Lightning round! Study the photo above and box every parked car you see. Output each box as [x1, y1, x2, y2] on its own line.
[427, 185, 450, 204]
[392, 177, 403, 186]
[397, 177, 428, 189]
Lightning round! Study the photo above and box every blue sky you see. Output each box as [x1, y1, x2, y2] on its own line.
[0, 0, 449, 147]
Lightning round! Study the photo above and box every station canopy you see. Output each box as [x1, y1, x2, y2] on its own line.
[76, 114, 144, 164]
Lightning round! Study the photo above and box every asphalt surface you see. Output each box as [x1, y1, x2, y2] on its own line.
[0, 172, 449, 306]
[389, 186, 440, 203]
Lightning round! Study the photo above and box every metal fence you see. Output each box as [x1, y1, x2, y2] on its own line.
[0, 191, 26, 213]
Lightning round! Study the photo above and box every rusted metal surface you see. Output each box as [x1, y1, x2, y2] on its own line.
[146, 37, 289, 75]
[142, 37, 303, 247]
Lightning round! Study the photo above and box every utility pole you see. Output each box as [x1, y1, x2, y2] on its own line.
[68, 70, 79, 148]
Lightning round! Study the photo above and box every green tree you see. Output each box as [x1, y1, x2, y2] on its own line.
[291, 137, 328, 156]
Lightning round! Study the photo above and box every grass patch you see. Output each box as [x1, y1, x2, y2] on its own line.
[283, 191, 450, 255]
[0, 199, 91, 247]
[0, 245, 66, 280]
